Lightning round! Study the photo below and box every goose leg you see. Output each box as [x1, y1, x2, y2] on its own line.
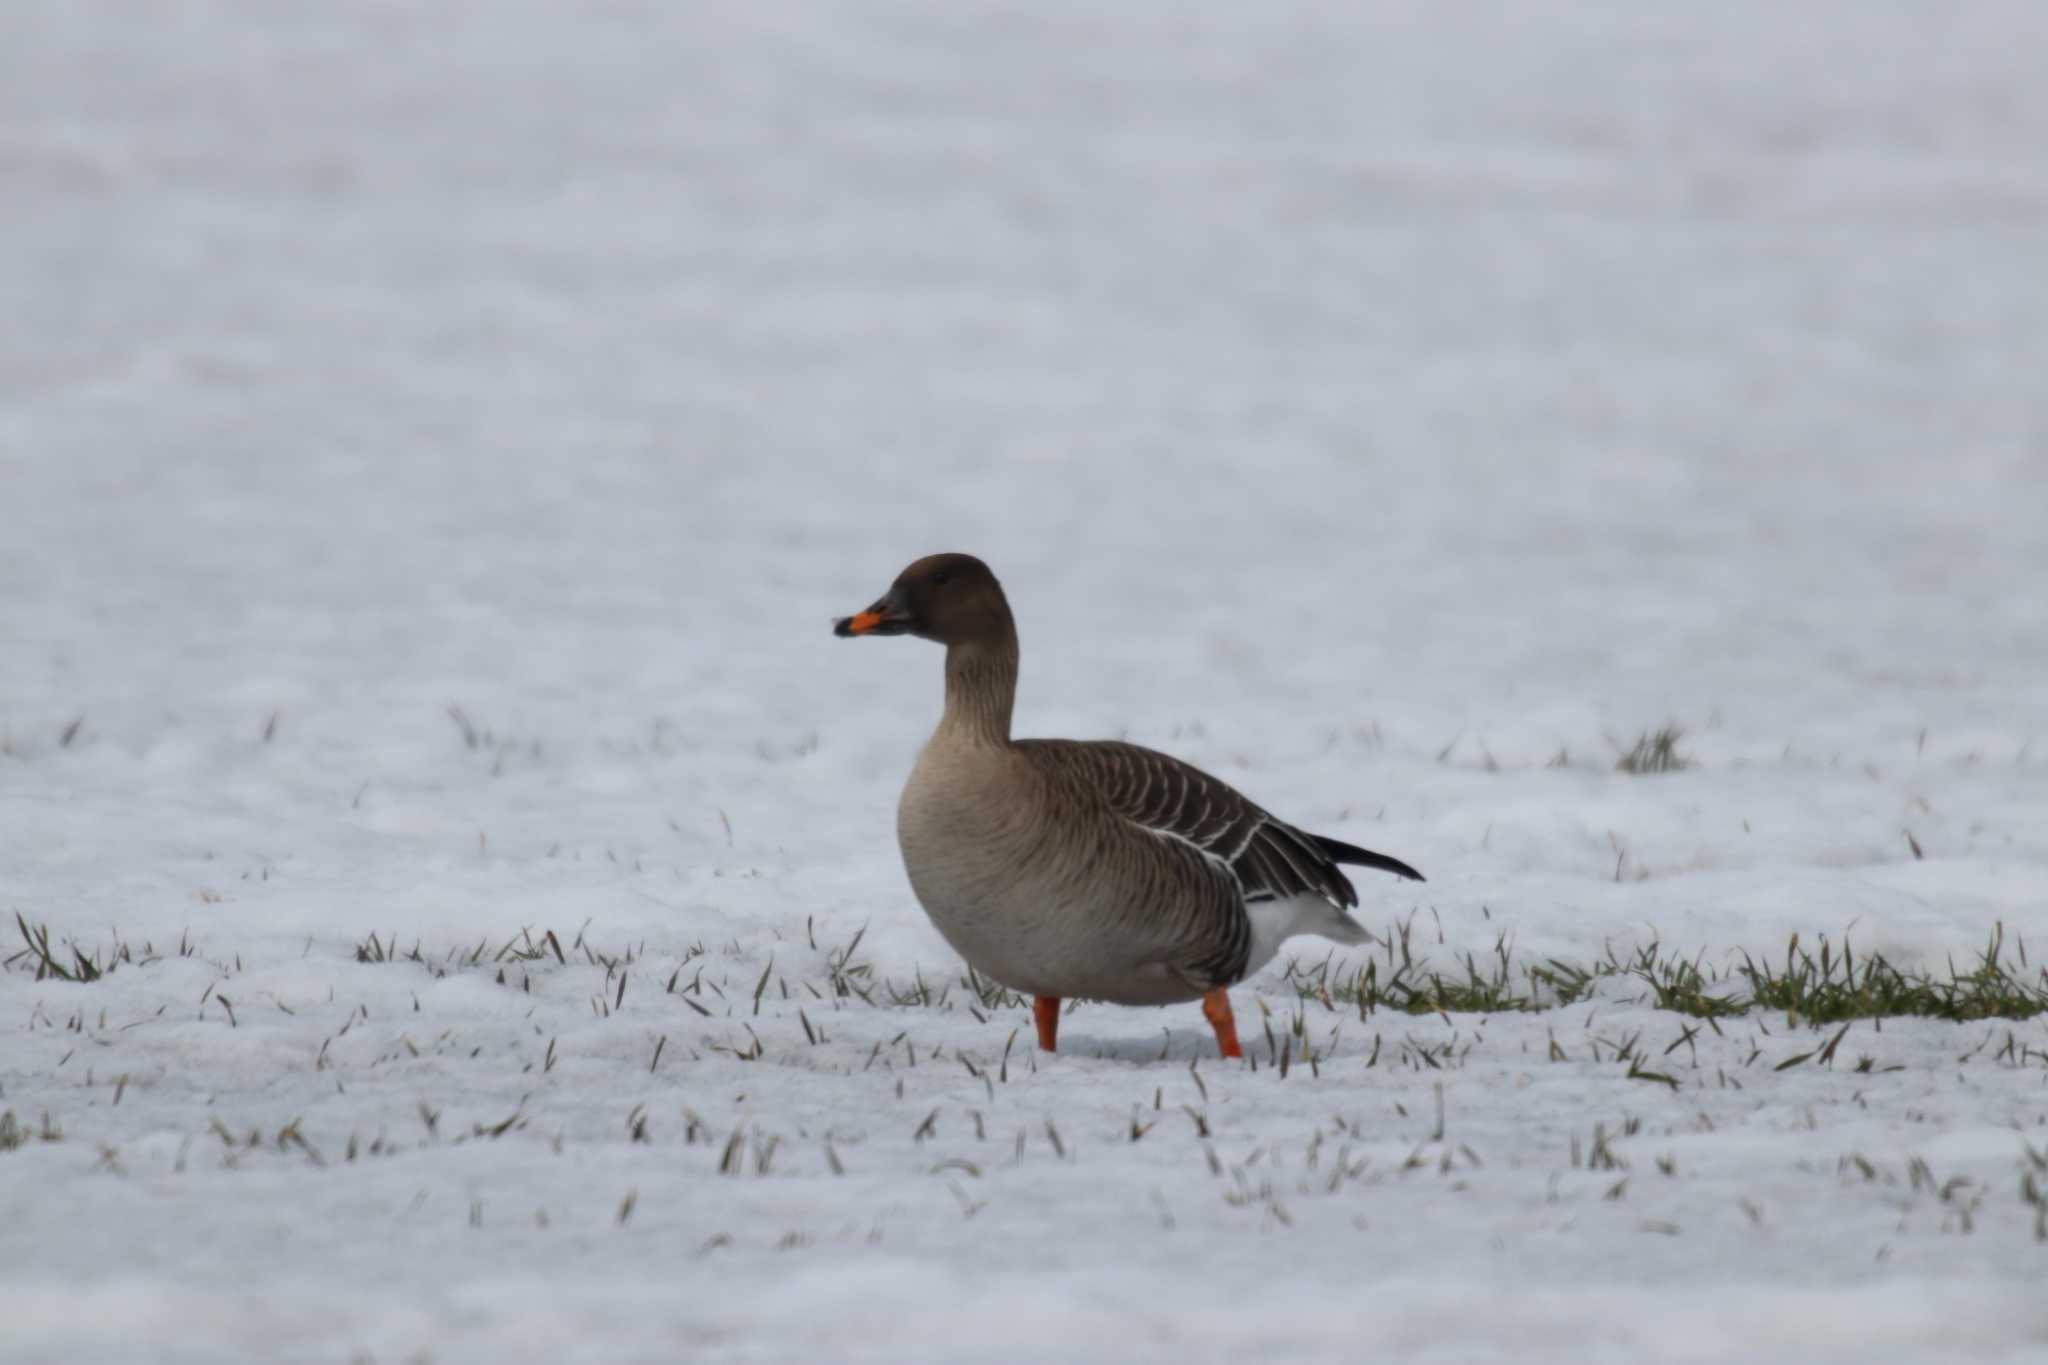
[1033, 995, 1061, 1052]
[1201, 988, 1243, 1059]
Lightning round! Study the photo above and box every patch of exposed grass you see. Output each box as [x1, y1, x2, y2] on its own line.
[1283, 921, 2048, 1024]
[0, 1111, 63, 1151]
[1738, 926, 2047, 1025]
[6, 914, 201, 983]
[1282, 916, 1613, 1017]
[342, 919, 1029, 1029]
[352, 924, 629, 977]
[27, 904, 2038, 1032]
[1617, 724, 1691, 774]
[11, 914, 101, 982]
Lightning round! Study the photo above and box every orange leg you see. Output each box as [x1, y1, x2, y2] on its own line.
[1201, 988, 1243, 1059]
[1033, 995, 1061, 1052]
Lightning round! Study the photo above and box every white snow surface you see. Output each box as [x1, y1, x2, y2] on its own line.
[5, 2, 2048, 1361]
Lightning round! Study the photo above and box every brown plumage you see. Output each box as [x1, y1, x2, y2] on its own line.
[835, 552, 1423, 1057]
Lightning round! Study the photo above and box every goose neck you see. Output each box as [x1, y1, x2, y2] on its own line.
[939, 637, 1017, 745]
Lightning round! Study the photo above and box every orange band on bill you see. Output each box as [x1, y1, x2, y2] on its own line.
[845, 609, 886, 634]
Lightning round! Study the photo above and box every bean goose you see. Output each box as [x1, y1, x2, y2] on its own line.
[834, 553, 1423, 1058]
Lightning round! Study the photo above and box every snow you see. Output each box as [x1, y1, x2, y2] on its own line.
[4, 1, 2047, 1360]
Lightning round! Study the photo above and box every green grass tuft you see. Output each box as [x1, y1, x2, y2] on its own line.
[1283, 923, 2048, 1024]
[1617, 725, 1692, 774]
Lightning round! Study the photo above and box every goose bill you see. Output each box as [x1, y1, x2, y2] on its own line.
[834, 600, 912, 637]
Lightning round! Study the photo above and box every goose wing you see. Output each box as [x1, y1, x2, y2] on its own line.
[1014, 739, 1420, 910]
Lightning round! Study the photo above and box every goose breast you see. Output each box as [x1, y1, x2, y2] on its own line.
[895, 740, 1232, 1005]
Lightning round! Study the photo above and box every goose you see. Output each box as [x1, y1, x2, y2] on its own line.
[834, 553, 1423, 1058]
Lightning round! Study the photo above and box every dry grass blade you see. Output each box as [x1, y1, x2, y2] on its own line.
[1617, 725, 1691, 774]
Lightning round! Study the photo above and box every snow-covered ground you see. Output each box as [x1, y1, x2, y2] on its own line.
[5, 2, 2047, 1361]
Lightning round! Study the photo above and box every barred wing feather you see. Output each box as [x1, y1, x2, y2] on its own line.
[1015, 740, 1419, 908]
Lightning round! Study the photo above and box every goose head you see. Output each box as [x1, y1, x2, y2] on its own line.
[834, 553, 1011, 647]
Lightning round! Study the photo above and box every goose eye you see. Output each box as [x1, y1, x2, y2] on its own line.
[929, 569, 951, 586]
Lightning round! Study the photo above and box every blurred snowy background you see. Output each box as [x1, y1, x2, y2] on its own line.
[3, 3, 2046, 1362]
